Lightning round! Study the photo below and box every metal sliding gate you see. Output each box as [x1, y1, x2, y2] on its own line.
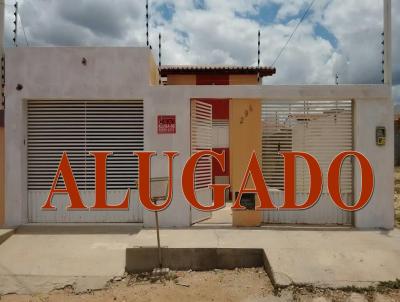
[190, 100, 213, 224]
[27, 100, 144, 223]
[261, 100, 353, 225]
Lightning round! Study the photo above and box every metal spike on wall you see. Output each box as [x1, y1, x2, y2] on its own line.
[381, 32, 385, 83]
[13, 2, 18, 47]
[158, 33, 162, 85]
[257, 30, 261, 83]
[1, 55, 5, 109]
[146, 0, 149, 47]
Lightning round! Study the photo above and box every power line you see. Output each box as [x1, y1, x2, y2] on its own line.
[271, 0, 316, 67]
[18, 13, 29, 46]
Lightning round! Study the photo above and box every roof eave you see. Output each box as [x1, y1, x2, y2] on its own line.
[160, 67, 276, 77]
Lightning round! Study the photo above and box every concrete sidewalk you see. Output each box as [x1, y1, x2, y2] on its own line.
[0, 225, 399, 294]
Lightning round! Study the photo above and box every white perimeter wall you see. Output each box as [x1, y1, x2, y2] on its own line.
[354, 99, 394, 229]
[4, 47, 394, 229]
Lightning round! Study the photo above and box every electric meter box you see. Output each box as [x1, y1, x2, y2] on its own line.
[376, 126, 386, 146]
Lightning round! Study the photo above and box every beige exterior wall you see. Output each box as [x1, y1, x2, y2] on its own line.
[0, 126, 4, 225]
[229, 75, 259, 85]
[3, 47, 394, 229]
[166, 74, 196, 85]
[229, 99, 263, 226]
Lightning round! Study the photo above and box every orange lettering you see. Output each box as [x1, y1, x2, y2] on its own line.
[134, 151, 178, 211]
[231, 151, 275, 210]
[182, 150, 230, 211]
[42, 152, 86, 210]
[280, 152, 322, 210]
[328, 151, 374, 211]
[90, 151, 130, 210]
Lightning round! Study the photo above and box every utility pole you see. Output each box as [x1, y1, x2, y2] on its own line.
[0, 0, 4, 110]
[0, 0, 4, 53]
[0, 0, 4, 227]
[383, 0, 392, 87]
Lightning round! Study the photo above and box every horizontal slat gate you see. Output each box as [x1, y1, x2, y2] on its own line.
[212, 120, 229, 148]
[191, 100, 212, 224]
[262, 100, 353, 225]
[191, 100, 213, 190]
[27, 100, 144, 223]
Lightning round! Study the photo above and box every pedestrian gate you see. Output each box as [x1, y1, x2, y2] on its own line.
[190, 100, 213, 223]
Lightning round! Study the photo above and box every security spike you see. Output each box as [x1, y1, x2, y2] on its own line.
[146, 0, 150, 47]
[257, 29, 261, 82]
[13, 1, 19, 47]
[158, 32, 162, 85]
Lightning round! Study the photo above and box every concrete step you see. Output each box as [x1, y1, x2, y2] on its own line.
[0, 229, 15, 245]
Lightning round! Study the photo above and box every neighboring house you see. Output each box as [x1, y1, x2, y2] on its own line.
[0, 47, 394, 229]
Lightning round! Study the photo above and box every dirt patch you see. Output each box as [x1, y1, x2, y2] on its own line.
[285, 284, 400, 301]
[0, 269, 273, 302]
[1, 269, 400, 302]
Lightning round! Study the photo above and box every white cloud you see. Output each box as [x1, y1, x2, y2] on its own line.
[321, 0, 384, 84]
[3, 0, 399, 97]
[274, 0, 308, 21]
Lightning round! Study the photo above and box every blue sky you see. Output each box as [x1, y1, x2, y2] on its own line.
[3, 0, 400, 103]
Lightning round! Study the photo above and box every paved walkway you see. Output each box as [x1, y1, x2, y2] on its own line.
[195, 205, 232, 225]
[0, 225, 399, 294]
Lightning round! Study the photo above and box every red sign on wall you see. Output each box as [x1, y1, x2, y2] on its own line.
[158, 115, 176, 134]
